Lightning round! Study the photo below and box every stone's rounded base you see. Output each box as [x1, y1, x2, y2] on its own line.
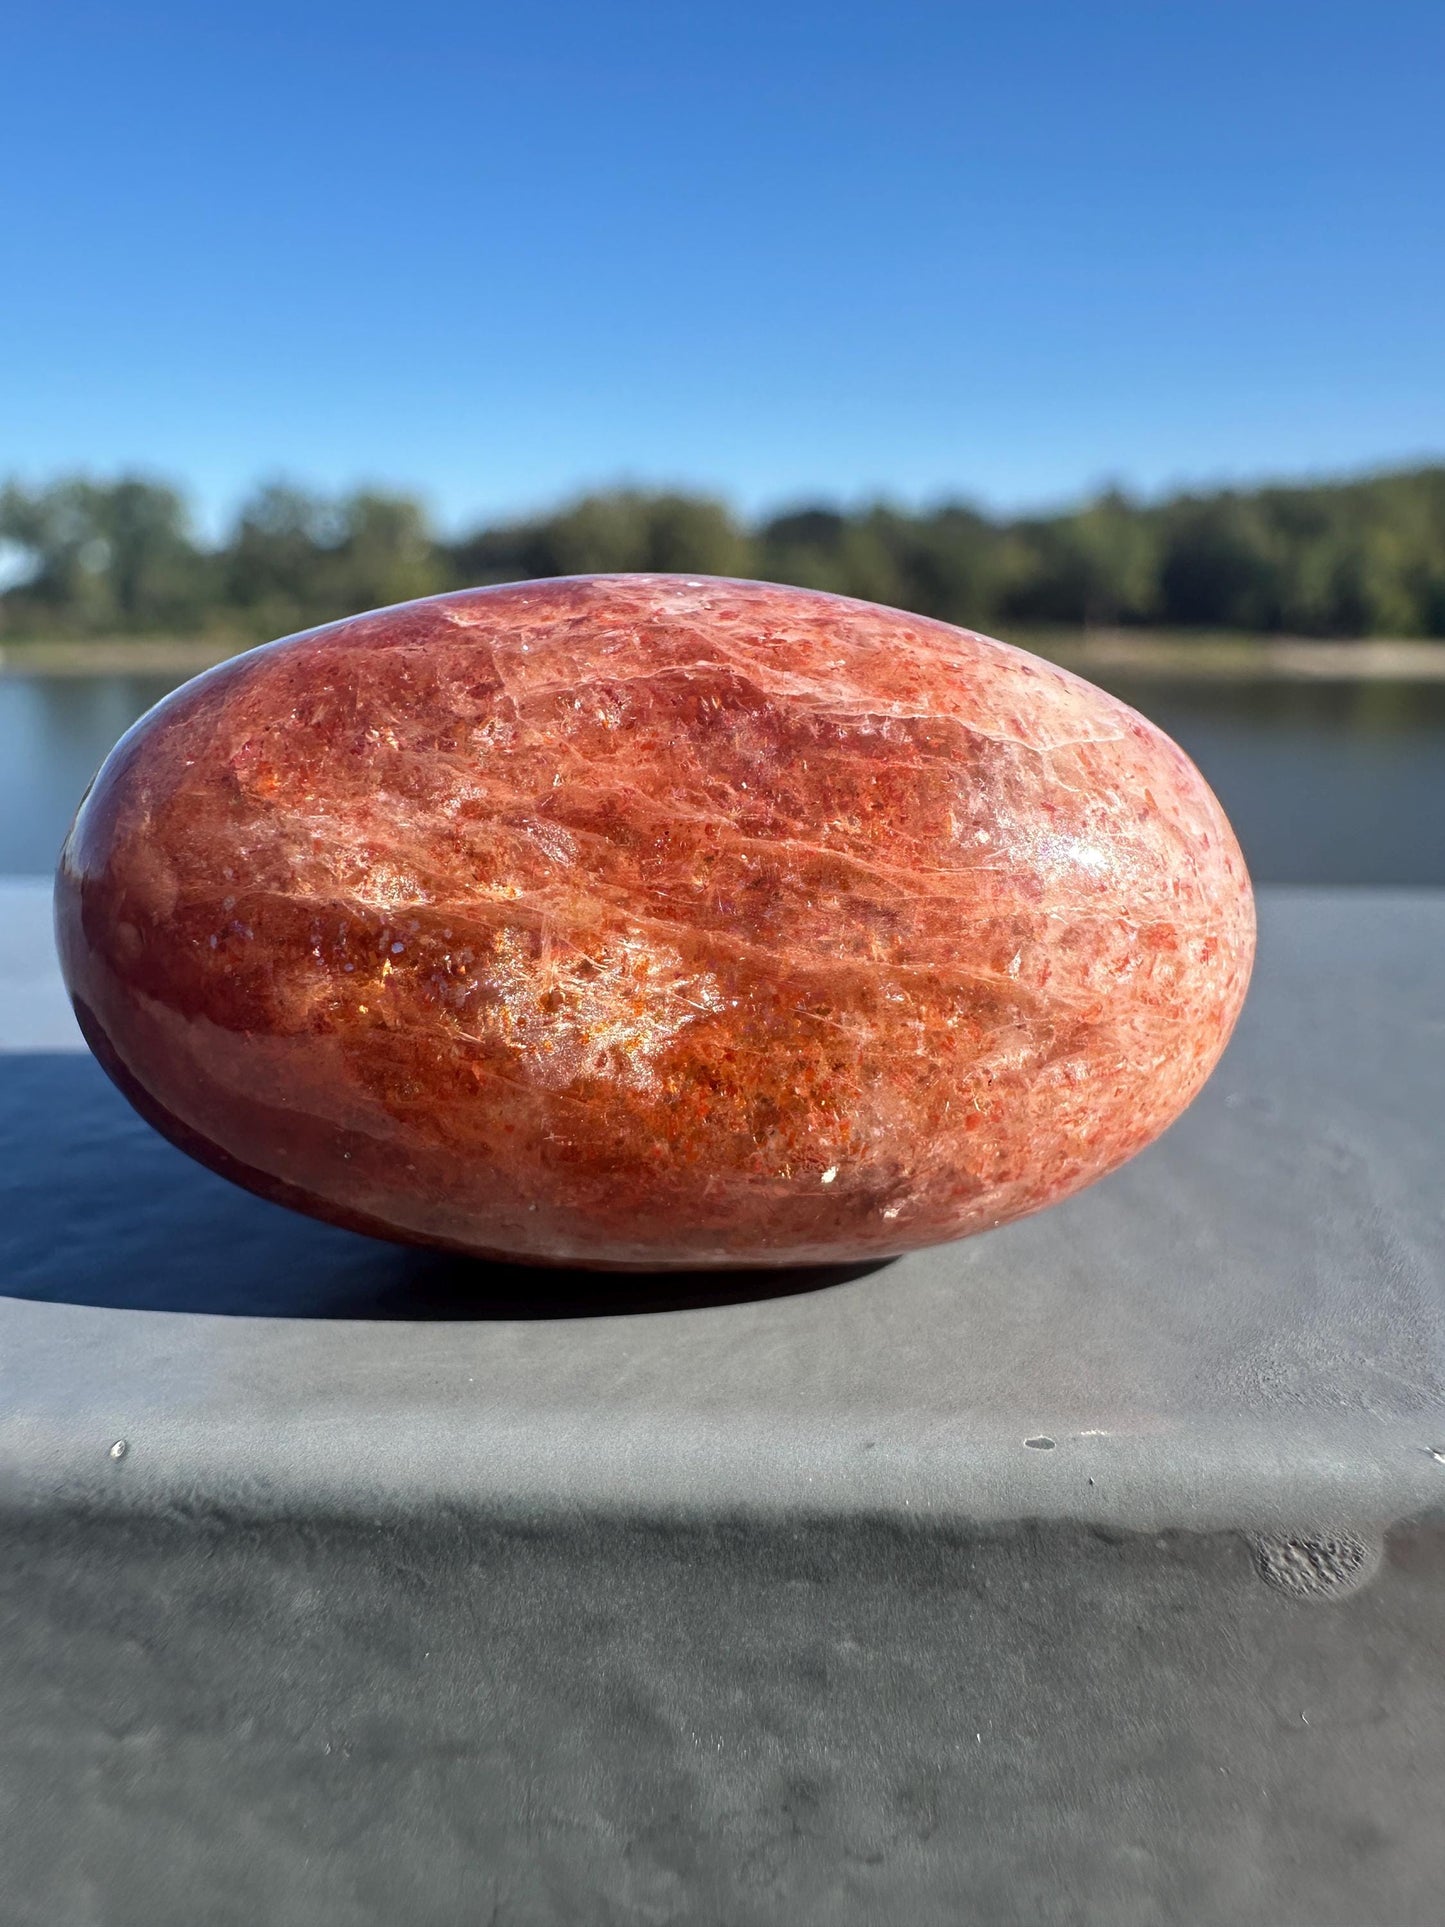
[55, 575, 1254, 1269]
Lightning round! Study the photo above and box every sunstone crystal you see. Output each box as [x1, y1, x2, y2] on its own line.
[56, 576, 1254, 1271]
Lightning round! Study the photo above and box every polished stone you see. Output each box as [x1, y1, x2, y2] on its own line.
[55, 576, 1254, 1269]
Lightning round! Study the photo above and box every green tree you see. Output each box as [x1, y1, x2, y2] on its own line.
[445, 489, 752, 589]
[6, 462, 1445, 643]
[0, 475, 211, 636]
[1156, 496, 1281, 630]
[224, 484, 444, 638]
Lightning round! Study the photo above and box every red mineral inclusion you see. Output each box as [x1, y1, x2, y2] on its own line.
[56, 576, 1254, 1271]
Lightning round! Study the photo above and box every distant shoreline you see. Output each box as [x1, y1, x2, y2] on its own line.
[1040, 631, 1445, 683]
[3, 630, 1445, 683]
[0, 639, 249, 678]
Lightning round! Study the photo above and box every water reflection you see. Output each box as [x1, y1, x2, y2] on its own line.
[1, 668, 1442, 884]
[0, 673, 176, 874]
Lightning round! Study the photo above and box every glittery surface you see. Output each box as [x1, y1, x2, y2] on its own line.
[55, 576, 1255, 1270]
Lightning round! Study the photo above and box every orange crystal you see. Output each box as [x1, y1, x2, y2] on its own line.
[55, 576, 1255, 1270]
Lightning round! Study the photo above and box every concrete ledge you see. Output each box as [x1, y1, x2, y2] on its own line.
[1, 884, 1442, 1534]
[2, 883, 1442, 1923]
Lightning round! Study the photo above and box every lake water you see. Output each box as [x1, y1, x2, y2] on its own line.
[2, 669, 1442, 884]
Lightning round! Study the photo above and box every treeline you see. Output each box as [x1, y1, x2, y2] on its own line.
[3, 466, 1444, 642]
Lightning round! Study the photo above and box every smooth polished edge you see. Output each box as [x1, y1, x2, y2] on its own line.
[51, 579, 1256, 1268]
[0, 1378, 1443, 1536]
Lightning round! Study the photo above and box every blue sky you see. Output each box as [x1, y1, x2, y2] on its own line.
[3, 1, 1442, 534]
